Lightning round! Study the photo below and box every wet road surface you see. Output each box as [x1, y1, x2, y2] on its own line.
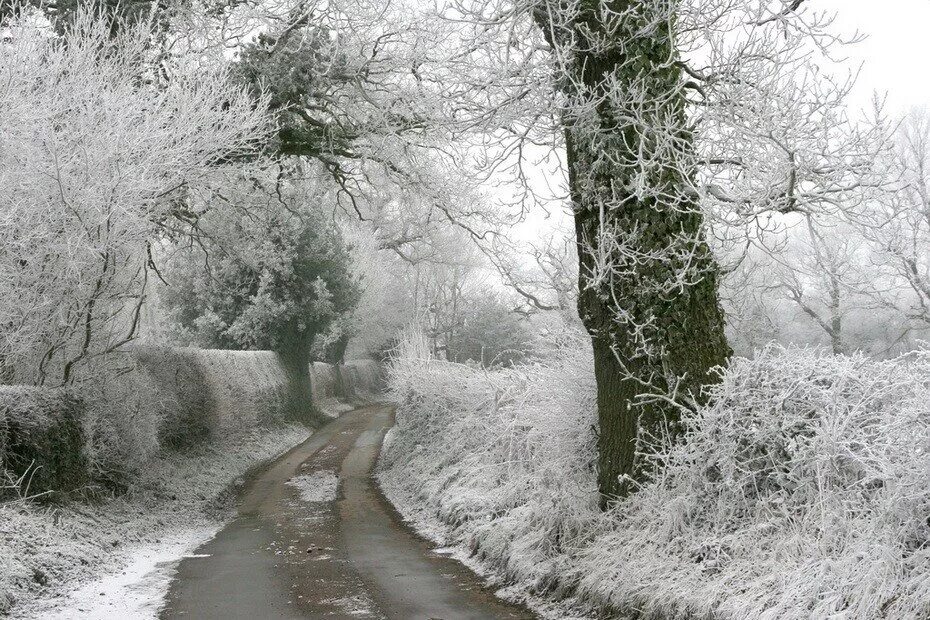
[161, 404, 534, 620]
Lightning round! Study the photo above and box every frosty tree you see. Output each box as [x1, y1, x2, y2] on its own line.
[855, 109, 930, 331]
[442, 0, 883, 502]
[0, 9, 270, 385]
[161, 174, 360, 365]
[18, 0, 882, 504]
[532, 0, 730, 502]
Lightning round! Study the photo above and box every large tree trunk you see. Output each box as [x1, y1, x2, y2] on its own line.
[278, 335, 319, 425]
[537, 1, 731, 505]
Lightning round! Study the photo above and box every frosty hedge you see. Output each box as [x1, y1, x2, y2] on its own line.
[1, 350, 382, 499]
[379, 337, 930, 619]
[0, 387, 88, 499]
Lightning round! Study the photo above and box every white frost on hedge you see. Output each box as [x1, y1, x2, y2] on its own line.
[377, 329, 599, 614]
[378, 334, 930, 619]
[577, 346, 930, 619]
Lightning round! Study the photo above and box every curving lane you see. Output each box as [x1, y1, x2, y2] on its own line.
[161, 405, 534, 620]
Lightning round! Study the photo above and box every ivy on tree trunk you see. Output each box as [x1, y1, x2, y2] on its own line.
[536, 0, 731, 505]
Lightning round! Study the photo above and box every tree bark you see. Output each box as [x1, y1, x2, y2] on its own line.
[278, 335, 319, 424]
[280, 350, 319, 424]
[829, 277, 845, 355]
[536, 1, 731, 505]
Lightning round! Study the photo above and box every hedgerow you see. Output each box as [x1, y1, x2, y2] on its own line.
[378, 329, 599, 601]
[379, 335, 930, 619]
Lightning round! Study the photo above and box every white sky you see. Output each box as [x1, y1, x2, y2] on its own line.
[819, 0, 930, 113]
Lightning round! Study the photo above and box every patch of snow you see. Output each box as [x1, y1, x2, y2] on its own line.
[287, 470, 339, 503]
[20, 527, 220, 620]
[2, 423, 312, 617]
[320, 594, 379, 617]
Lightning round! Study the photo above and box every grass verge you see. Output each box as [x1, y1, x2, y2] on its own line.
[0, 423, 310, 617]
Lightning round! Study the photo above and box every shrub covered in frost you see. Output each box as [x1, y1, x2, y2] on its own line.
[0, 346, 323, 496]
[340, 359, 383, 398]
[576, 345, 930, 619]
[380, 336, 930, 619]
[132, 346, 311, 449]
[0, 387, 88, 500]
[378, 329, 599, 599]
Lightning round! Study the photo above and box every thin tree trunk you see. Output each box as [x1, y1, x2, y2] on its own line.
[827, 275, 845, 354]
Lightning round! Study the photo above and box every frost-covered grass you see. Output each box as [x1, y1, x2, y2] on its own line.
[378, 333, 930, 619]
[0, 423, 310, 616]
[377, 330, 599, 615]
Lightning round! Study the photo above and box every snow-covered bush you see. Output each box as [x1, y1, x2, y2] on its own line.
[133, 346, 299, 444]
[443, 291, 534, 368]
[575, 346, 930, 619]
[378, 328, 598, 597]
[380, 335, 930, 619]
[310, 362, 341, 401]
[131, 347, 213, 450]
[185, 349, 295, 432]
[339, 359, 384, 398]
[0, 347, 310, 494]
[160, 176, 360, 366]
[0, 9, 270, 385]
[310, 359, 382, 400]
[79, 357, 165, 482]
[0, 387, 87, 500]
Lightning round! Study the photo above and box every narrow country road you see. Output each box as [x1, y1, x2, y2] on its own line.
[161, 405, 535, 620]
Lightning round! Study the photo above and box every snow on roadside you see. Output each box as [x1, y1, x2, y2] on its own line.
[2, 423, 311, 618]
[20, 527, 220, 619]
[375, 330, 599, 620]
[378, 470, 595, 620]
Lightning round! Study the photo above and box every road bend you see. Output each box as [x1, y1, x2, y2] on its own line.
[161, 404, 534, 620]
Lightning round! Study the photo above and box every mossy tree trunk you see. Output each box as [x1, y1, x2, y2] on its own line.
[278, 336, 318, 424]
[535, 1, 731, 505]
